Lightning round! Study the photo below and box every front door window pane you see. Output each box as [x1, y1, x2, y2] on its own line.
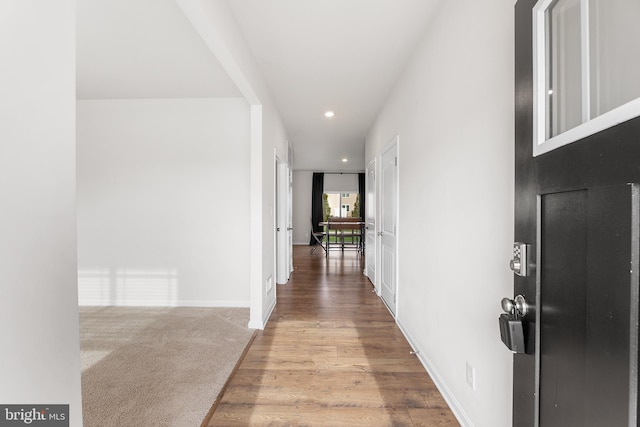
[547, 0, 583, 138]
[589, 0, 640, 117]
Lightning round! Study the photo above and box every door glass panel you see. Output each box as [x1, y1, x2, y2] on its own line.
[547, 0, 583, 138]
[589, 0, 640, 117]
[537, 0, 640, 154]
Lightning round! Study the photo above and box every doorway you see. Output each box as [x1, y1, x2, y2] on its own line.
[512, 1, 640, 425]
[365, 159, 376, 286]
[380, 136, 398, 316]
[276, 158, 292, 285]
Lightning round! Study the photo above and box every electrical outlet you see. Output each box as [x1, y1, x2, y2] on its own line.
[466, 362, 476, 390]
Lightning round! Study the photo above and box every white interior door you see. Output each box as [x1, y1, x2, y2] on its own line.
[276, 161, 291, 284]
[380, 137, 398, 315]
[287, 165, 293, 275]
[365, 159, 376, 285]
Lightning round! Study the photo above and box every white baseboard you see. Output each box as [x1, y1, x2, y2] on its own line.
[293, 242, 310, 246]
[263, 298, 276, 325]
[247, 319, 264, 329]
[247, 297, 276, 330]
[396, 318, 475, 427]
[78, 299, 250, 308]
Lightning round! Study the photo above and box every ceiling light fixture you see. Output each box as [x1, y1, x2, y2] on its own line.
[342, 158, 348, 163]
[325, 111, 335, 118]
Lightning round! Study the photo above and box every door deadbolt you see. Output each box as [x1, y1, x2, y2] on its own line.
[509, 242, 530, 277]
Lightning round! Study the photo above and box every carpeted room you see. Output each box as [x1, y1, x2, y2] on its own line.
[75, 1, 255, 422]
[79, 307, 253, 426]
[74, 98, 253, 424]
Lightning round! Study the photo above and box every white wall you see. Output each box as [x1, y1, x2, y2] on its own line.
[77, 98, 250, 307]
[261, 103, 289, 320]
[0, 1, 83, 425]
[365, 1, 515, 426]
[177, 0, 289, 328]
[292, 171, 313, 244]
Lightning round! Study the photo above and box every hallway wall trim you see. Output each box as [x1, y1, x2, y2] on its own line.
[79, 299, 251, 308]
[397, 318, 474, 427]
[249, 293, 276, 330]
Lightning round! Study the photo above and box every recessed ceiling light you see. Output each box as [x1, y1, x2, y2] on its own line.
[325, 111, 335, 118]
[342, 158, 348, 162]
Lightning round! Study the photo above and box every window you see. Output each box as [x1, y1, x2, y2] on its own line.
[324, 192, 359, 218]
[533, 0, 640, 156]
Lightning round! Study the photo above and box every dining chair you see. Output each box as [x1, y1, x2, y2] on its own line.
[310, 217, 326, 253]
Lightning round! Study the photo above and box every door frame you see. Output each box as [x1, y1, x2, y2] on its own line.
[275, 155, 291, 285]
[377, 135, 399, 316]
[365, 158, 377, 287]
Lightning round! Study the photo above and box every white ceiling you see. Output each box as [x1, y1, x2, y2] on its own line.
[76, 0, 240, 99]
[77, 0, 443, 171]
[226, 0, 443, 171]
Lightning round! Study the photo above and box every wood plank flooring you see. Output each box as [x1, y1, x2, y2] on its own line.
[207, 245, 459, 427]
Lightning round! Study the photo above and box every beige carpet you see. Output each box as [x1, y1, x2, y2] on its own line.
[80, 306, 253, 427]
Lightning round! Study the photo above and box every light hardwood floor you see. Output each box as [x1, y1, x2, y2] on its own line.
[207, 245, 460, 426]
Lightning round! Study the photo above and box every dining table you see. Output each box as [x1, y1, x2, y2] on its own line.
[318, 220, 365, 256]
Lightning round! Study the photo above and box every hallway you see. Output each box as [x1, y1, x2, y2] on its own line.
[208, 245, 459, 426]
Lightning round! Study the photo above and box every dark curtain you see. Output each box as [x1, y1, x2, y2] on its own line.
[358, 172, 365, 220]
[310, 172, 324, 245]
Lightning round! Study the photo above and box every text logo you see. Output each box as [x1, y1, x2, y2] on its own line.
[0, 406, 68, 427]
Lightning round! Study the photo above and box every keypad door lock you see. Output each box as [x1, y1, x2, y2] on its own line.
[509, 242, 530, 277]
[499, 295, 528, 353]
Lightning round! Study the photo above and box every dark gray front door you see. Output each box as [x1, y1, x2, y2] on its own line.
[514, 1, 640, 425]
